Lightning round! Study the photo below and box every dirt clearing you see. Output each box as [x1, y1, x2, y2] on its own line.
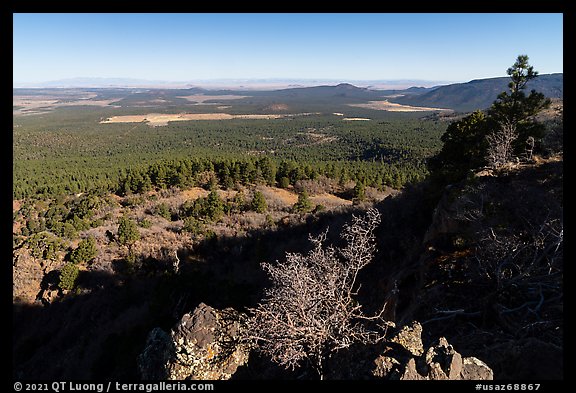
[180, 187, 239, 201]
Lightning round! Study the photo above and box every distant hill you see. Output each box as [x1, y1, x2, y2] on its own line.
[269, 83, 384, 100]
[246, 75, 562, 111]
[391, 73, 563, 112]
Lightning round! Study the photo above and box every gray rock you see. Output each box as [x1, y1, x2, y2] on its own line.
[461, 357, 494, 380]
[138, 328, 174, 380]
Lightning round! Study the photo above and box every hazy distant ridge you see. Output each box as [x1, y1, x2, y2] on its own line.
[13, 77, 451, 90]
[13, 74, 562, 113]
[390, 73, 563, 112]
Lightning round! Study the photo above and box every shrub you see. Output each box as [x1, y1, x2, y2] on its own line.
[59, 262, 79, 291]
[138, 218, 152, 228]
[293, 191, 312, 213]
[90, 218, 104, 228]
[122, 195, 146, 207]
[251, 191, 267, 213]
[278, 176, 290, 189]
[117, 216, 140, 247]
[232, 190, 246, 213]
[69, 236, 98, 264]
[205, 190, 224, 221]
[25, 233, 65, 260]
[265, 214, 275, 228]
[312, 204, 326, 214]
[155, 203, 172, 221]
[352, 181, 366, 204]
[182, 216, 205, 236]
[51, 222, 78, 239]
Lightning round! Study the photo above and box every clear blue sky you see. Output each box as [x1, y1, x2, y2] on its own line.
[13, 13, 563, 84]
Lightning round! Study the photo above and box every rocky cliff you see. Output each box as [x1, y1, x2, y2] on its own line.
[401, 157, 563, 379]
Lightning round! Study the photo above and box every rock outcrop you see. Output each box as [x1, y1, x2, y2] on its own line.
[140, 308, 492, 380]
[13, 247, 62, 305]
[138, 303, 249, 380]
[373, 322, 493, 380]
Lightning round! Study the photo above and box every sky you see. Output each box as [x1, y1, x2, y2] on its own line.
[13, 13, 563, 85]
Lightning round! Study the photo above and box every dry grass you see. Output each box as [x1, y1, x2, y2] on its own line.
[260, 186, 299, 208]
[234, 114, 286, 120]
[180, 187, 238, 201]
[310, 193, 352, 208]
[258, 185, 353, 210]
[181, 187, 210, 200]
[348, 100, 453, 112]
[535, 98, 563, 122]
[294, 177, 338, 195]
[365, 186, 399, 202]
[13, 94, 120, 115]
[101, 113, 289, 126]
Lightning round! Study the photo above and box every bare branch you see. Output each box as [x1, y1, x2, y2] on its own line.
[246, 208, 386, 378]
[486, 122, 519, 168]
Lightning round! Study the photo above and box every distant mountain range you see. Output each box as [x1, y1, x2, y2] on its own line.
[391, 73, 563, 112]
[13, 74, 562, 113]
[12, 77, 450, 90]
[13, 77, 187, 89]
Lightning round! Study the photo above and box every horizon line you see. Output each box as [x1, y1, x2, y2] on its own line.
[13, 72, 562, 90]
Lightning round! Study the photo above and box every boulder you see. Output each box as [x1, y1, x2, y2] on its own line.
[460, 357, 494, 380]
[138, 328, 174, 380]
[373, 355, 401, 379]
[390, 321, 424, 357]
[139, 303, 249, 380]
[373, 322, 493, 380]
[424, 336, 463, 379]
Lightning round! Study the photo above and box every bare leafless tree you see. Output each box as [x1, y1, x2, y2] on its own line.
[172, 249, 180, 274]
[486, 122, 519, 168]
[247, 208, 391, 379]
[525, 136, 535, 161]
